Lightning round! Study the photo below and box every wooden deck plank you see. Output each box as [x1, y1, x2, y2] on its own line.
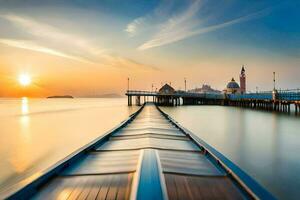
[132, 119, 168, 123]
[182, 175, 197, 200]
[32, 176, 83, 200]
[76, 176, 96, 200]
[126, 123, 175, 128]
[130, 120, 171, 125]
[164, 173, 178, 200]
[32, 174, 133, 200]
[96, 175, 112, 200]
[123, 126, 179, 132]
[114, 128, 185, 136]
[63, 151, 140, 175]
[110, 133, 189, 141]
[66, 176, 88, 199]
[127, 120, 175, 126]
[159, 150, 225, 176]
[164, 173, 246, 200]
[105, 175, 119, 200]
[98, 137, 199, 151]
[174, 173, 191, 200]
[116, 173, 132, 200]
[124, 173, 133, 199]
[85, 176, 104, 200]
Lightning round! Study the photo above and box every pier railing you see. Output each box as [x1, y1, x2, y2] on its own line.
[126, 89, 300, 101]
[228, 93, 273, 101]
[277, 89, 300, 101]
[126, 89, 300, 114]
[126, 90, 158, 96]
[228, 90, 300, 101]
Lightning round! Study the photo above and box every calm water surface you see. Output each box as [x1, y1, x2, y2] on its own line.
[161, 106, 300, 200]
[0, 98, 137, 195]
[1, 99, 299, 199]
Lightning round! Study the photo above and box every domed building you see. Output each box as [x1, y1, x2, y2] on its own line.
[225, 78, 240, 94]
[224, 66, 247, 94]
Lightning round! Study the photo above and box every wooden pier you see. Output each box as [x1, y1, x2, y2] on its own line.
[126, 89, 300, 115]
[3, 103, 273, 200]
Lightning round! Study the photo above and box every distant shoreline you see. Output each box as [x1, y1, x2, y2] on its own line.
[47, 95, 74, 99]
[46, 94, 124, 98]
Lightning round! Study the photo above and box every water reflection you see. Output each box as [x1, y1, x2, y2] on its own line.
[10, 98, 32, 173]
[21, 97, 29, 115]
[20, 97, 30, 130]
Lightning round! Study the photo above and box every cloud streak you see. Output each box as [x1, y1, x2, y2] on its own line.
[100, 54, 158, 71]
[124, 0, 182, 38]
[137, 0, 202, 50]
[138, 3, 272, 50]
[0, 39, 94, 64]
[125, 17, 145, 37]
[1, 14, 103, 55]
[0, 13, 156, 70]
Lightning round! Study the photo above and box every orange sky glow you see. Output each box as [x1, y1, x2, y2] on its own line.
[0, 1, 299, 97]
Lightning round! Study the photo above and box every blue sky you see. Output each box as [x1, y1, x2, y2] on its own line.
[0, 0, 299, 96]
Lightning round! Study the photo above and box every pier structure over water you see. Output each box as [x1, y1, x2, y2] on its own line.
[126, 89, 300, 115]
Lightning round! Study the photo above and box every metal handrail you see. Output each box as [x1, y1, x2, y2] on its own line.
[126, 89, 300, 101]
[126, 90, 158, 95]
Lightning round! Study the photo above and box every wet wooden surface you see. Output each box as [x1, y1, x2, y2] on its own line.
[159, 150, 226, 176]
[33, 173, 133, 200]
[164, 173, 246, 200]
[62, 151, 140, 175]
[111, 133, 189, 141]
[97, 137, 200, 151]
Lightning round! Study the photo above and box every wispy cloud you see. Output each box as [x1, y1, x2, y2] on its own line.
[0, 39, 94, 64]
[137, 0, 202, 50]
[125, 17, 145, 37]
[124, 0, 180, 38]
[100, 54, 158, 71]
[138, 1, 272, 50]
[0, 13, 155, 70]
[1, 14, 103, 55]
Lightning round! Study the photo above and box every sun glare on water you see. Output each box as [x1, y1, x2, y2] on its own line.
[18, 74, 32, 86]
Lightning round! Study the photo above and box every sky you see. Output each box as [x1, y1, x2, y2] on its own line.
[0, 0, 299, 97]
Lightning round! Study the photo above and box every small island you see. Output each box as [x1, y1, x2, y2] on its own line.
[47, 95, 74, 99]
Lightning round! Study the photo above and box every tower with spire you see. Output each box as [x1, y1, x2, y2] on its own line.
[240, 65, 246, 94]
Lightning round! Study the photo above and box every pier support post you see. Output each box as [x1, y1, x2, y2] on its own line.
[136, 96, 141, 106]
[128, 95, 132, 106]
[295, 103, 299, 115]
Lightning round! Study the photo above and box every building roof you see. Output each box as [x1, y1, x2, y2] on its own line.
[226, 78, 240, 89]
[241, 66, 245, 73]
[241, 66, 245, 76]
[159, 83, 175, 94]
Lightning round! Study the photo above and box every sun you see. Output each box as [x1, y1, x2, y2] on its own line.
[18, 74, 32, 86]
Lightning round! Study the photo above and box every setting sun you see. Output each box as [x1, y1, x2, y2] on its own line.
[18, 74, 31, 86]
